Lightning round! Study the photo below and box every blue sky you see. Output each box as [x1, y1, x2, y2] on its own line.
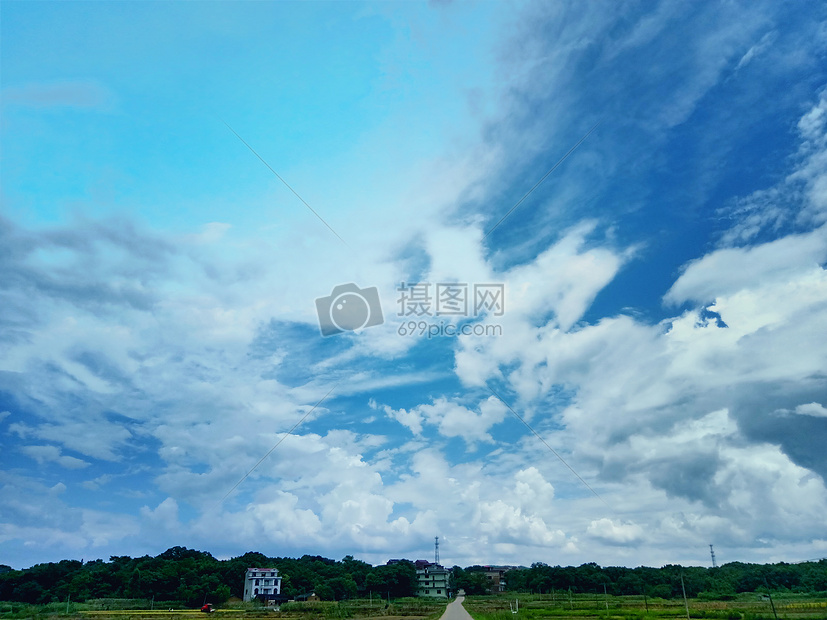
[2, 0, 827, 570]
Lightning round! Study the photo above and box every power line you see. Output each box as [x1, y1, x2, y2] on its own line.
[487, 385, 611, 510]
[210, 382, 340, 512]
[222, 120, 349, 247]
[483, 122, 601, 240]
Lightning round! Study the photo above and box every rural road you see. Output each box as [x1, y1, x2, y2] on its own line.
[439, 595, 474, 620]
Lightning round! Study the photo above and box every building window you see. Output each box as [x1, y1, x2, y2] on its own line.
[255, 579, 260, 585]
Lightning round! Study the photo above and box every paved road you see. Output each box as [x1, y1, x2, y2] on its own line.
[439, 596, 474, 620]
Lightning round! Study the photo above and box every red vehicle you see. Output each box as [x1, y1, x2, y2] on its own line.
[200, 604, 215, 613]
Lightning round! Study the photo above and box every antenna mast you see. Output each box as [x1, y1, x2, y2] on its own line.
[710, 544, 717, 568]
[435, 536, 439, 564]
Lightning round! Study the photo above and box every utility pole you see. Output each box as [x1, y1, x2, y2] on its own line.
[435, 536, 439, 564]
[680, 572, 690, 620]
[764, 578, 779, 620]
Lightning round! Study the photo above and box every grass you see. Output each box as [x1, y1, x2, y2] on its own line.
[0, 597, 449, 620]
[460, 592, 827, 620]
[4, 593, 825, 620]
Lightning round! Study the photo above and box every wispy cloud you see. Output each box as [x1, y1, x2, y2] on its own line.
[2, 80, 115, 109]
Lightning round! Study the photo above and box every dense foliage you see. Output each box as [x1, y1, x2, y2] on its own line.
[0, 548, 410, 606]
[451, 566, 491, 595]
[1, 548, 824, 607]
[504, 560, 827, 598]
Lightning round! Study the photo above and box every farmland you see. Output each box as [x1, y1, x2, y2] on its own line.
[0, 597, 448, 620]
[460, 592, 827, 620]
[4, 593, 827, 620]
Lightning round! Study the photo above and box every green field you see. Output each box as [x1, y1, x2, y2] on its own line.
[4, 593, 827, 620]
[460, 592, 827, 620]
[0, 597, 448, 620]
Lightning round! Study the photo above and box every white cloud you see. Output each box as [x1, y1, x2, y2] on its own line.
[794, 402, 827, 418]
[734, 31, 777, 71]
[81, 474, 114, 491]
[587, 518, 644, 545]
[80, 510, 139, 547]
[2, 1, 826, 571]
[721, 91, 827, 245]
[20, 445, 91, 469]
[447, 91, 827, 564]
[513, 467, 555, 514]
[373, 399, 424, 435]
[665, 227, 827, 305]
[376, 396, 507, 444]
[140, 498, 180, 528]
[226, 491, 324, 544]
[478, 500, 566, 547]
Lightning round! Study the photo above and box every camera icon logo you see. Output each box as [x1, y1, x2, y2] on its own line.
[315, 283, 385, 337]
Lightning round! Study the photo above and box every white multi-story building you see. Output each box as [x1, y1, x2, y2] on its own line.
[243, 567, 282, 602]
[417, 563, 451, 598]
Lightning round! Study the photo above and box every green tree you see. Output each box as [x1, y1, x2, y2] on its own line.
[365, 562, 417, 598]
[342, 555, 372, 593]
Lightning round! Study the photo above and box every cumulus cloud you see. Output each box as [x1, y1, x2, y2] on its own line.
[665, 227, 827, 305]
[140, 498, 180, 528]
[587, 518, 644, 545]
[794, 402, 827, 418]
[514, 467, 555, 508]
[376, 396, 507, 444]
[2, 1, 826, 570]
[449, 90, 827, 562]
[478, 500, 566, 547]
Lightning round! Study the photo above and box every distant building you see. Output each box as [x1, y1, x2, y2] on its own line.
[416, 561, 451, 598]
[483, 566, 508, 593]
[243, 567, 282, 603]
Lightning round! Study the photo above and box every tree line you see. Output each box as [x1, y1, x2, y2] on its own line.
[493, 560, 827, 599]
[1, 547, 824, 607]
[0, 547, 417, 607]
